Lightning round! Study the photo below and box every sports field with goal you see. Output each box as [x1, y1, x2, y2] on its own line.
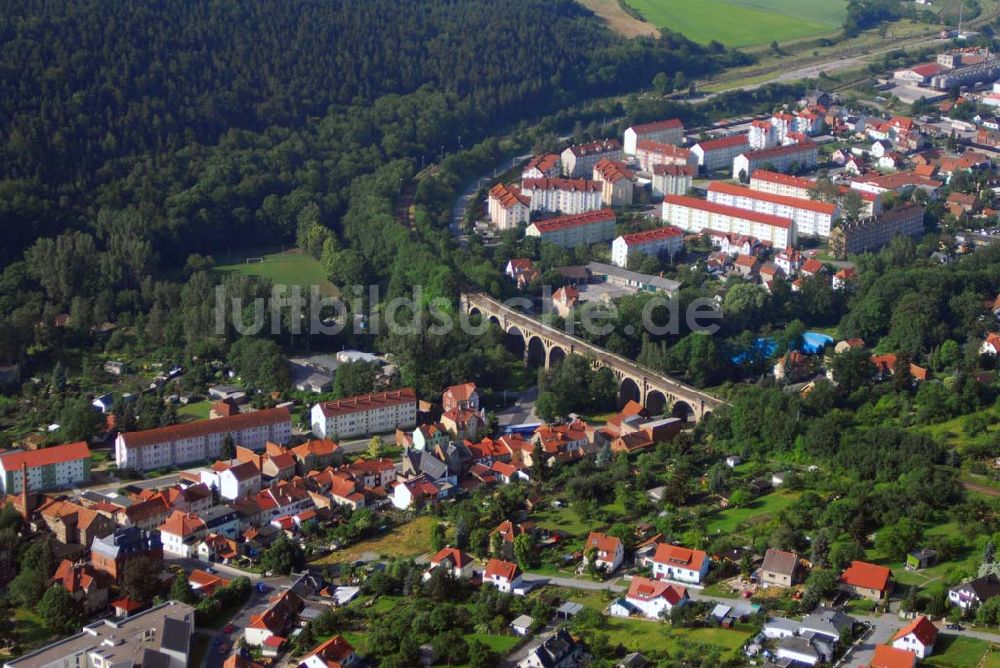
[214, 247, 338, 297]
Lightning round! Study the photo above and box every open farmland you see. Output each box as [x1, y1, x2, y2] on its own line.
[623, 0, 848, 47]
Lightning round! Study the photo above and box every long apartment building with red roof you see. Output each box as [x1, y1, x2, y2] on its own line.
[690, 134, 750, 172]
[707, 181, 839, 238]
[311, 388, 417, 440]
[115, 407, 292, 471]
[749, 169, 816, 199]
[662, 195, 796, 248]
[524, 209, 616, 248]
[0, 441, 91, 494]
[635, 140, 697, 173]
[732, 141, 819, 181]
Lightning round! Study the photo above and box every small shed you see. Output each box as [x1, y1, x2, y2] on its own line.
[510, 614, 534, 637]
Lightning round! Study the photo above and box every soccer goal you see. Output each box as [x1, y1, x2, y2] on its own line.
[245, 257, 264, 264]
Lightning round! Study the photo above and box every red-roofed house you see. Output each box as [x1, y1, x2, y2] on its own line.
[983, 333, 1000, 356]
[614, 576, 688, 619]
[443, 382, 480, 413]
[51, 559, 110, 613]
[488, 183, 530, 230]
[892, 615, 937, 658]
[483, 558, 523, 593]
[583, 532, 624, 572]
[423, 546, 475, 581]
[189, 568, 230, 596]
[840, 560, 892, 601]
[651, 543, 710, 584]
[245, 589, 303, 647]
[869, 644, 917, 668]
[300, 635, 357, 668]
[552, 286, 581, 318]
[158, 511, 208, 557]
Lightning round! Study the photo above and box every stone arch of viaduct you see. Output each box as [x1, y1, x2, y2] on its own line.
[462, 292, 726, 422]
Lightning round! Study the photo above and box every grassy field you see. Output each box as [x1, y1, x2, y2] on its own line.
[464, 633, 521, 654]
[179, 400, 212, 421]
[311, 516, 436, 565]
[532, 504, 596, 539]
[576, 0, 659, 38]
[215, 247, 337, 297]
[623, 0, 847, 47]
[705, 491, 800, 534]
[925, 634, 1000, 668]
[1, 609, 55, 658]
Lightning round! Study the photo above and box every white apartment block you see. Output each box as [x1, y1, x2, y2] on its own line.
[651, 164, 694, 199]
[635, 141, 698, 173]
[749, 120, 777, 150]
[521, 154, 561, 181]
[525, 209, 616, 248]
[0, 441, 91, 494]
[691, 134, 750, 173]
[732, 142, 819, 181]
[623, 118, 684, 154]
[592, 159, 635, 206]
[311, 388, 417, 439]
[520, 178, 603, 215]
[707, 181, 839, 238]
[611, 226, 685, 268]
[488, 183, 530, 230]
[662, 195, 796, 248]
[561, 139, 622, 177]
[749, 170, 815, 199]
[115, 408, 292, 471]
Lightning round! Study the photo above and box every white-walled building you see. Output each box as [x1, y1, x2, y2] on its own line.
[200, 461, 262, 501]
[115, 408, 292, 471]
[612, 227, 685, 268]
[732, 141, 819, 181]
[520, 177, 603, 215]
[651, 164, 695, 199]
[561, 139, 623, 177]
[0, 441, 91, 494]
[524, 208, 616, 248]
[749, 170, 815, 199]
[521, 154, 561, 181]
[691, 134, 750, 172]
[311, 389, 417, 440]
[651, 543, 710, 584]
[614, 576, 688, 619]
[707, 181, 839, 238]
[636, 141, 698, 173]
[662, 195, 796, 248]
[623, 119, 684, 154]
[158, 511, 207, 558]
[892, 616, 937, 659]
[484, 558, 523, 593]
[592, 159, 635, 206]
[488, 183, 530, 230]
[749, 119, 777, 150]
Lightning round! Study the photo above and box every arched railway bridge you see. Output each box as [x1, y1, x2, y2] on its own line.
[461, 292, 726, 421]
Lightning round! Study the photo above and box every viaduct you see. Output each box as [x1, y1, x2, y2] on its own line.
[461, 292, 726, 422]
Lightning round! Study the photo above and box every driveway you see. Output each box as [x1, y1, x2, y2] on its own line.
[495, 387, 539, 427]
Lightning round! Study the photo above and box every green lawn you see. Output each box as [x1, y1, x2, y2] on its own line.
[705, 491, 800, 534]
[925, 634, 1000, 668]
[4, 609, 55, 658]
[531, 505, 596, 539]
[311, 516, 436, 565]
[215, 247, 337, 297]
[623, 0, 847, 47]
[463, 633, 520, 654]
[179, 400, 212, 421]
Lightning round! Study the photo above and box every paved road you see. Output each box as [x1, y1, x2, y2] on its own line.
[495, 386, 539, 427]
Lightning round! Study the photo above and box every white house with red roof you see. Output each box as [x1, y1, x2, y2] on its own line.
[651, 543, 710, 584]
[158, 511, 208, 557]
[870, 644, 917, 668]
[624, 119, 684, 154]
[423, 546, 475, 581]
[0, 441, 91, 494]
[583, 531, 624, 572]
[612, 575, 688, 619]
[522, 154, 561, 181]
[200, 460, 261, 500]
[488, 183, 530, 230]
[300, 635, 357, 668]
[483, 558, 523, 593]
[552, 286, 581, 318]
[442, 382, 480, 413]
[982, 333, 1000, 356]
[892, 615, 937, 658]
